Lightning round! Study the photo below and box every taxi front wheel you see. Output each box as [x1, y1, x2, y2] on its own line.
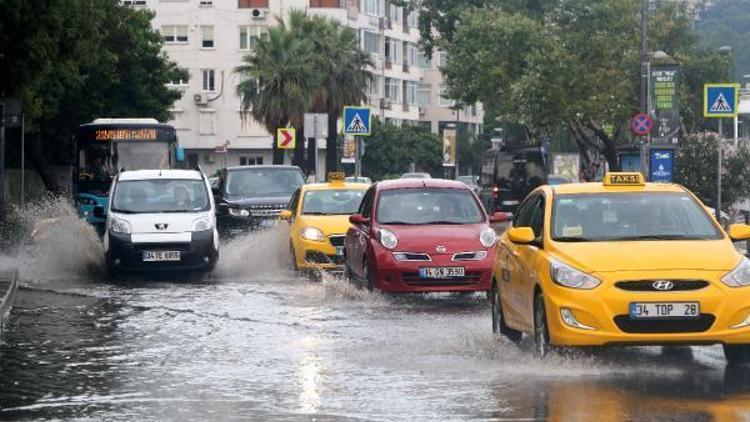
[534, 292, 554, 358]
[723, 344, 750, 366]
[491, 281, 521, 343]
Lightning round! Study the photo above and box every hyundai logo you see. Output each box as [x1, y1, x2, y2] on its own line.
[155, 223, 169, 231]
[652, 280, 674, 291]
[436, 245, 447, 253]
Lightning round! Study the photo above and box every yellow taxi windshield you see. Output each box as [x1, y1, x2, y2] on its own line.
[551, 192, 722, 242]
[302, 189, 365, 216]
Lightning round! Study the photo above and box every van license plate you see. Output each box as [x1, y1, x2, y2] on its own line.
[143, 251, 181, 262]
[419, 267, 465, 279]
[630, 302, 699, 319]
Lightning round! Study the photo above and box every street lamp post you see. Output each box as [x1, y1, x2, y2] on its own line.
[716, 45, 733, 221]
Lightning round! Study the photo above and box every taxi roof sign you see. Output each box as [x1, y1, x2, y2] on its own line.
[327, 172, 346, 182]
[603, 172, 645, 187]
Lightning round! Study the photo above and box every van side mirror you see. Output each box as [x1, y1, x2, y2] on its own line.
[349, 214, 370, 225]
[93, 206, 106, 218]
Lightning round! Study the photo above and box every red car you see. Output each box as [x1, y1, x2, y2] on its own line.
[344, 179, 507, 293]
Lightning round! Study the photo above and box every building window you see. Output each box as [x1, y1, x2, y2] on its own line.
[417, 83, 431, 106]
[416, 51, 431, 69]
[199, 0, 213, 6]
[362, 0, 380, 16]
[385, 77, 401, 103]
[238, 0, 268, 7]
[201, 26, 214, 48]
[384, 37, 401, 65]
[406, 81, 418, 105]
[439, 84, 455, 108]
[167, 78, 189, 87]
[389, 4, 401, 24]
[199, 111, 215, 135]
[240, 25, 267, 51]
[407, 10, 418, 28]
[202, 69, 216, 92]
[406, 42, 417, 66]
[240, 156, 263, 165]
[362, 31, 380, 56]
[366, 76, 380, 99]
[162, 25, 188, 44]
[122, 0, 146, 6]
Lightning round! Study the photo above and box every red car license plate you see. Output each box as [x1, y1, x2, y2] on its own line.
[419, 267, 465, 279]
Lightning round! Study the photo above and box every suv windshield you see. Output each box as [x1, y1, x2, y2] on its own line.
[552, 192, 722, 242]
[112, 179, 209, 213]
[303, 189, 365, 215]
[377, 188, 484, 225]
[225, 169, 304, 197]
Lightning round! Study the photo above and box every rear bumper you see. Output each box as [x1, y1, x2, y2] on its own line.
[106, 230, 218, 272]
[370, 252, 493, 293]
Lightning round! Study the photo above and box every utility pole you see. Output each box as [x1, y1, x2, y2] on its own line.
[0, 102, 5, 223]
[639, 0, 651, 180]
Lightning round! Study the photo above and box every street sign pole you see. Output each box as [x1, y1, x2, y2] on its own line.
[0, 102, 5, 223]
[355, 137, 362, 178]
[717, 118, 723, 221]
[20, 114, 24, 207]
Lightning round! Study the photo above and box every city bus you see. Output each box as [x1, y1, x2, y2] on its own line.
[75, 118, 179, 233]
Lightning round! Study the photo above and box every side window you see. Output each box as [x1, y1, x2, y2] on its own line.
[514, 195, 538, 228]
[288, 188, 301, 213]
[529, 195, 545, 239]
[360, 188, 375, 219]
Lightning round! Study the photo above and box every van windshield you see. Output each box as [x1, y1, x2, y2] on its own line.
[225, 169, 304, 198]
[111, 179, 210, 213]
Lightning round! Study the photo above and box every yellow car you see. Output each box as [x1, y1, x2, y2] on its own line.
[492, 172, 750, 364]
[280, 175, 368, 273]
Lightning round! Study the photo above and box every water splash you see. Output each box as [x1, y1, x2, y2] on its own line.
[213, 222, 294, 280]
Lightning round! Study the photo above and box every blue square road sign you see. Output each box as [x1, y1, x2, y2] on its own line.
[343, 107, 372, 136]
[704, 84, 739, 118]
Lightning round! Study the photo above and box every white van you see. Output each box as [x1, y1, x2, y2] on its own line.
[103, 169, 219, 272]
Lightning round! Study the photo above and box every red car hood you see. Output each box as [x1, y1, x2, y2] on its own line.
[380, 223, 487, 254]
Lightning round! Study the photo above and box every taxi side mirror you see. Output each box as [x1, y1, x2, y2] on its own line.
[729, 224, 750, 241]
[489, 212, 509, 223]
[508, 227, 536, 244]
[349, 214, 369, 225]
[279, 210, 292, 220]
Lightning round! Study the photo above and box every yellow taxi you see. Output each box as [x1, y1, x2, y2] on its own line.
[492, 172, 750, 364]
[280, 173, 368, 273]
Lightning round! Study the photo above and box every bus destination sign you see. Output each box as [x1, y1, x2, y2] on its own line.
[95, 128, 158, 141]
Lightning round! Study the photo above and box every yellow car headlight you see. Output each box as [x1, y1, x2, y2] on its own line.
[550, 258, 601, 290]
[722, 257, 750, 288]
[301, 227, 325, 242]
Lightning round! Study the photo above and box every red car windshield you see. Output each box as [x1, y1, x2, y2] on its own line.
[377, 188, 484, 225]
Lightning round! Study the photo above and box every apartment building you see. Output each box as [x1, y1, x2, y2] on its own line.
[130, 0, 483, 174]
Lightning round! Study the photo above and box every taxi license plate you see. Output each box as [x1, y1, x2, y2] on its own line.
[335, 246, 345, 256]
[143, 251, 181, 262]
[630, 302, 700, 319]
[419, 267, 465, 279]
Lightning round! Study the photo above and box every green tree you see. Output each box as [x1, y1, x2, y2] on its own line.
[362, 123, 442, 181]
[0, 0, 186, 192]
[695, 0, 750, 80]
[674, 133, 750, 210]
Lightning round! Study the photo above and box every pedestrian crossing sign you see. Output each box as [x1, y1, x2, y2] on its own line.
[704, 84, 740, 118]
[343, 107, 372, 136]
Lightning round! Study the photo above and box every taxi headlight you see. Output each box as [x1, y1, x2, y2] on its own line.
[379, 228, 398, 250]
[228, 208, 250, 217]
[110, 217, 131, 234]
[480, 227, 498, 247]
[550, 258, 601, 290]
[301, 227, 325, 242]
[721, 257, 750, 288]
[192, 217, 213, 232]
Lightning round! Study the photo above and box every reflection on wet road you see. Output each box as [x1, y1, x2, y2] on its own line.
[1, 227, 750, 421]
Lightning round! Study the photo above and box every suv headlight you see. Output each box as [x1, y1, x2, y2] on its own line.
[301, 227, 325, 242]
[480, 227, 498, 247]
[550, 258, 600, 290]
[228, 208, 250, 217]
[379, 228, 398, 250]
[722, 257, 750, 288]
[110, 217, 131, 234]
[192, 217, 213, 232]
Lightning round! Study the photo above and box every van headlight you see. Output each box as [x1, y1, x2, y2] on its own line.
[379, 228, 398, 250]
[301, 227, 325, 242]
[550, 258, 600, 290]
[722, 257, 750, 288]
[480, 227, 498, 247]
[192, 217, 213, 232]
[228, 208, 250, 217]
[110, 217, 131, 234]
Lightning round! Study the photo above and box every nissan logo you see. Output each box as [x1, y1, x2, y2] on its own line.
[155, 223, 169, 231]
[436, 245, 447, 253]
[652, 280, 674, 291]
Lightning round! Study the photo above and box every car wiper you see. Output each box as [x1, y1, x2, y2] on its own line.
[553, 236, 597, 242]
[426, 220, 465, 225]
[381, 221, 419, 225]
[617, 235, 711, 241]
[161, 209, 200, 213]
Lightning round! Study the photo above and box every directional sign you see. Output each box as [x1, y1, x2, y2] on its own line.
[704, 84, 740, 118]
[343, 107, 372, 136]
[630, 112, 653, 136]
[277, 128, 296, 149]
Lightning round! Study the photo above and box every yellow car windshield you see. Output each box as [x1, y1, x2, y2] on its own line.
[551, 192, 722, 242]
[302, 189, 365, 216]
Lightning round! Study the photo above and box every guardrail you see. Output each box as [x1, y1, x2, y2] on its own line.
[0, 268, 18, 335]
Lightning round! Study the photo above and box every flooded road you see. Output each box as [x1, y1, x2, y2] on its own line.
[1, 225, 750, 421]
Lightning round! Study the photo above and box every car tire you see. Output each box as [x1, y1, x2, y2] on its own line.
[491, 280, 522, 344]
[290, 243, 299, 272]
[362, 258, 374, 292]
[534, 291, 554, 358]
[723, 344, 750, 366]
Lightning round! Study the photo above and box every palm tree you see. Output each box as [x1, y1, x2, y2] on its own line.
[235, 16, 320, 165]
